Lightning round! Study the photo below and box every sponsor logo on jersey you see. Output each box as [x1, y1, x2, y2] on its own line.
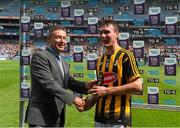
[103, 72, 118, 85]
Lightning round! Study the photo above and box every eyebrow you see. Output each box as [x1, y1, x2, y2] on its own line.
[100, 30, 110, 33]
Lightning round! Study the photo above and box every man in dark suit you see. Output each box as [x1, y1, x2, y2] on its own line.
[25, 26, 94, 127]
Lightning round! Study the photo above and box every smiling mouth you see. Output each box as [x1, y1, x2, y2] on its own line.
[101, 39, 109, 44]
[56, 43, 65, 50]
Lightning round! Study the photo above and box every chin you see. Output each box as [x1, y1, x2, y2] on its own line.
[104, 44, 111, 47]
[59, 49, 64, 52]
[57, 48, 64, 52]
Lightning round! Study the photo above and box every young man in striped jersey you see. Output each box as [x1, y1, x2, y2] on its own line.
[81, 20, 143, 127]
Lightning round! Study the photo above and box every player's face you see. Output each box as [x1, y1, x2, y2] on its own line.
[99, 24, 119, 48]
[48, 29, 67, 52]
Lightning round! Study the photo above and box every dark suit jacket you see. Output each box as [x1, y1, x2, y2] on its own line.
[25, 47, 87, 126]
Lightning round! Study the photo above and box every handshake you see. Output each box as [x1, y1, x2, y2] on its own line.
[73, 80, 109, 112]
[73, 96, 97, 112]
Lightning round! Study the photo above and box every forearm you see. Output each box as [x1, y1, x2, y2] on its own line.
[68, 77, 87, 94]
[107, 78, 143, 95]
[89, 78, 143, 97]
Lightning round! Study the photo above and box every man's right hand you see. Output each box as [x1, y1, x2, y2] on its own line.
[76, 96, 98, 112]
[73, 97, 85, 108]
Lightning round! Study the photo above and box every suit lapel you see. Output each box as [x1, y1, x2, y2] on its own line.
[45, 49, 65, 81]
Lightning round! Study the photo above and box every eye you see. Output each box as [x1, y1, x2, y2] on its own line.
[100, 30, 110, 34]
[63, 36, 67, 40]
[104, 31, 110, 34]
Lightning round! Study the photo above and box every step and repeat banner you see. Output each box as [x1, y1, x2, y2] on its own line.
[19, 0, 180, 107]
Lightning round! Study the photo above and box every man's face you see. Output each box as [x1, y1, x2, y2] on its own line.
[99, 24, 119, 48]
[48, 29, 67, 52]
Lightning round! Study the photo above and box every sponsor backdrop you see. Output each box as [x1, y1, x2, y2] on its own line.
[19, 0, 180, 108]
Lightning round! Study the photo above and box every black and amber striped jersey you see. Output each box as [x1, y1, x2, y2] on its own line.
[95, 47, 141, 126]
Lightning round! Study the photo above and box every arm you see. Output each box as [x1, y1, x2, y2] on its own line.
[88, 78, 142, 97]
[68, 76, 87, 94]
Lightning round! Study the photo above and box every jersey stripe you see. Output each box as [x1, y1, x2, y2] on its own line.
[126, 51, 136, 76]
[129, 52, 139, 75]
[97, 55, 106, 116]
[125, 94, 131, 117]
[126, 51, 140, 78]
[114, 52, 124, 118]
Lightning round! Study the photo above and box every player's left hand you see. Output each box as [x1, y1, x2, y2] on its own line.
[88, 86, 108, 97]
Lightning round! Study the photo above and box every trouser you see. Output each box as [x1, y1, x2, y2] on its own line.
[29, 109, 65, 127]
[29, 124, 64, 128]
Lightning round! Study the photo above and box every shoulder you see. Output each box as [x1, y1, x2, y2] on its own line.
[119, 48, 132, 58]
[97, 55, 105, 63]
[120, 48, 132, 55]
[32, 49, 47, 59]
[119, 48, 136, 63]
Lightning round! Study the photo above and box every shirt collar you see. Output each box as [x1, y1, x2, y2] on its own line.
[47, 47, 61, 60]
[105, 47, 121, 56]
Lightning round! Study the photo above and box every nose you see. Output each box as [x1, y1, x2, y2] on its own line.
[62, 38, 67, 43]
[100, 32, 106, 37]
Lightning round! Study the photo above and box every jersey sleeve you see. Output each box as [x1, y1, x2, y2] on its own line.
[123, 51, 141, 82]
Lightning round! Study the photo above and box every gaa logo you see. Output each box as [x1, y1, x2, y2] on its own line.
[103, 72, 118, 85]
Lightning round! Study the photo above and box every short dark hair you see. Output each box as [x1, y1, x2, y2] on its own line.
[99, 20, 119, 32]
[48, 25, 66, 39]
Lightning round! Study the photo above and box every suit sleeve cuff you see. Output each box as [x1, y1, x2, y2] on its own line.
[65, 94, 76, 106]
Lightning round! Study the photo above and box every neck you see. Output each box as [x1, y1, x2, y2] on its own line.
[106, 44, 120, 55]
[48, 46, 60, 56]
[49, 46, 60, 54]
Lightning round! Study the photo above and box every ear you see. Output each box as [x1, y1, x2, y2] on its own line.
[46, 40, 49, 45]
[116, 32, 120, 38]
[47, 37, 50, 43]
